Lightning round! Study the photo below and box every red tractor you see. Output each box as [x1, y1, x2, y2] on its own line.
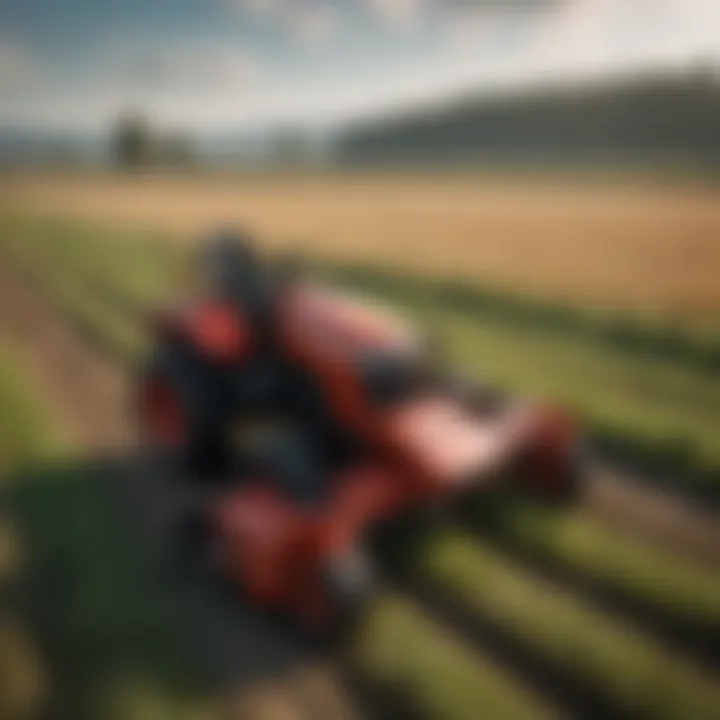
[139, 232, 583, 642]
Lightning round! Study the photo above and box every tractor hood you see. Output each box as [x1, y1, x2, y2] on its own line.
[384, 396, 535, 491]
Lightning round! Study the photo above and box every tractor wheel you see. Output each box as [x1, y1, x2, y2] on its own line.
[139, 342, 228, 482]
[177, 515, 212, 571]
[311, 550, 377, 649]
[176, 514, 236, 597]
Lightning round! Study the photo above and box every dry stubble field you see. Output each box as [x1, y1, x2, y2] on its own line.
[3, 171, 720, 323]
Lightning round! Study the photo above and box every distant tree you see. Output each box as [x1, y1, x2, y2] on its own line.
[113, 113, 153, 170]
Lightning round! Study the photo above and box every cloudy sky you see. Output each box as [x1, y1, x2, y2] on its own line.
[1, 0, 719, 132]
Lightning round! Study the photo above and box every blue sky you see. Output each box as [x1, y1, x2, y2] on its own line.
[1, 0, 719, 132]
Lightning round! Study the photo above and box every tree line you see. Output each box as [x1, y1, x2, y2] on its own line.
[338, 66, 720, 168]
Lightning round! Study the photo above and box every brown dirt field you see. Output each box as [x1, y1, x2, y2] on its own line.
[3, 171, 720, 321]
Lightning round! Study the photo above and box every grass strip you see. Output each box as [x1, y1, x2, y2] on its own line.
[0, 240, 142, 365]
[416, 531, 720, 720]
[0, 350, 59, 476]
[357, 594, 555, 720]
[469, 493, 720, 649]
[314, 262, 720, 376]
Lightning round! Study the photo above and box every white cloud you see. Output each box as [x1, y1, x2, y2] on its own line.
[0, 38, 266, 132]
[526, 0, 720, 77]
[366, 0, 426, 30]
[289, 4, 344, 47]
[4, 0, 720, 133]
[93, 37, 262, 97]
[148, 42, 259, 88]
[443, 7, 519, 52]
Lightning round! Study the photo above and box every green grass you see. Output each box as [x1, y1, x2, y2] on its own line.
[3, 211, 720, 719]
[357, 595, 555, 720]
[3, 212, 719, 623]
[0, 230, 145, 364]
[6, 462, 213, 720]
[0, 345, 210, 718]
[470, 493, 720, 640]
[416, 530, 720, 720]
[0, 213, 177, 307]
[0, 349, 59, 475]
[315, 262, 720, 376]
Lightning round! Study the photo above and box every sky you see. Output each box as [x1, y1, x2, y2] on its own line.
[1, 0, 719, 133]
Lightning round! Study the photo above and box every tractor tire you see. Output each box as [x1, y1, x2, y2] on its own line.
[176, 514, 237, 599]
[313, 550, 377, 649]
[177, 514, 212, 572]
[140, 341, 229, 482]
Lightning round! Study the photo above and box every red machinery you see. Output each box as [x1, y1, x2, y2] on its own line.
[139, 235, 583, 641]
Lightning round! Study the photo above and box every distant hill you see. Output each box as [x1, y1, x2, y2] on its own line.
[338, 67, 720, 169]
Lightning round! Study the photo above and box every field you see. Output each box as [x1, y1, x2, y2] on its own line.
[3, 171, 720, 323]
[0, 172, 719, 720]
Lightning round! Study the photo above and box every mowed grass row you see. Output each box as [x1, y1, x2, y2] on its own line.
[414, 531, 720, 720]
[0, 231, 143, 364]
[314, 263, 720, 374]
[0, 221, 559, 720]
[0, 349, 59, 474]
[467, 494, 720, 648]
[3, 214, 720, 718]
[357, 595, 555, 720]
